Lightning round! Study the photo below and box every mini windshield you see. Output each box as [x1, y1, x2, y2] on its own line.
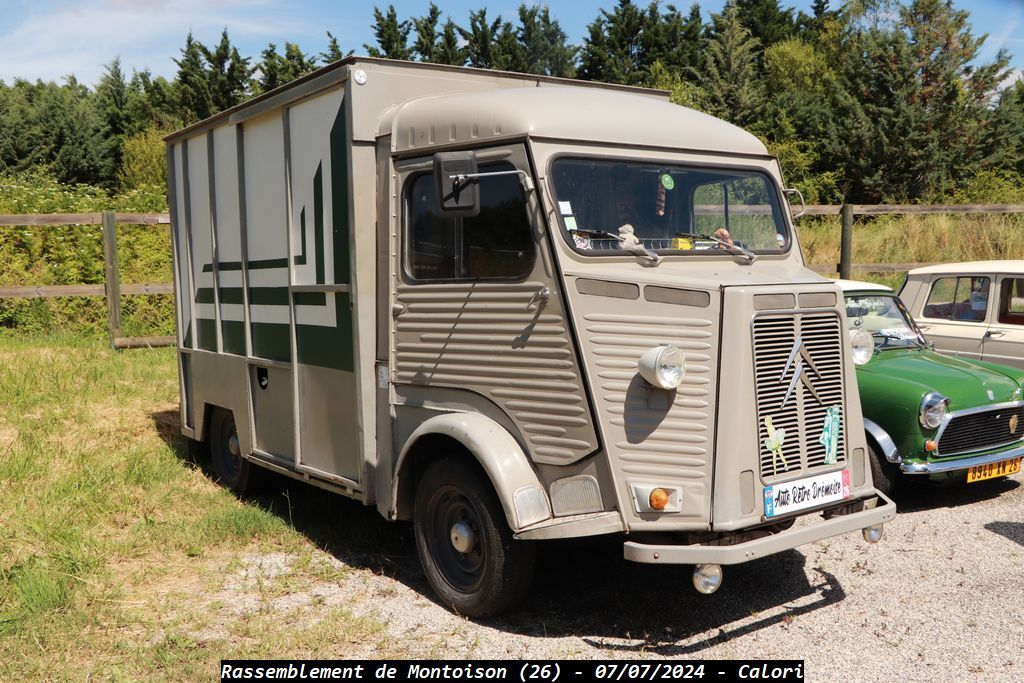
[550, 158, 790, 255]
[845, 293, 926, 350]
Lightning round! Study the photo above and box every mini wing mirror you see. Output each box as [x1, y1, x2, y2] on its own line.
[433, 151, 480, 217]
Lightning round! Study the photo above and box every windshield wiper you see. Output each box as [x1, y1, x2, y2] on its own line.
[582, 229, 662, 266]
[692, 233, 758, 264]
[691, 232, 758, 263]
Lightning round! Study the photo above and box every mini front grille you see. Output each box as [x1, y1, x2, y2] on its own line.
[937, 405, 1024, 456]
[753, 311, 847, 480]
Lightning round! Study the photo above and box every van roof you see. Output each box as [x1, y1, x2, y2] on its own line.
[387, 86, 769, 157]
[907, 260, 1024, 276]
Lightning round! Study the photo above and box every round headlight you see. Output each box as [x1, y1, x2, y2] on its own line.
[637, 344, 685, 390]
[849, 328, 874, 366]
[919, 392, 949, 430]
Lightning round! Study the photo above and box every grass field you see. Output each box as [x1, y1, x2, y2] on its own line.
[0, 335, 409, 680]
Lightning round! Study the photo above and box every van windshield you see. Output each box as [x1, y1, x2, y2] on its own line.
[550, 158, 790, 255]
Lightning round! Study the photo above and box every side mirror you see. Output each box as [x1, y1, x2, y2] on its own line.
[433, 151, 480, 217]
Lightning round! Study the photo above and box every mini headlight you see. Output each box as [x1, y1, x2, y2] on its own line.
[849, 328, 874, 366]
[919, 392, 949, 430]
[637, 344, 685, 390]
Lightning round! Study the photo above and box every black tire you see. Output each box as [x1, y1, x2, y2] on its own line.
[414, 458, 536, 618]
[209, 408, 262, 496]
[868, 442, 899, 498]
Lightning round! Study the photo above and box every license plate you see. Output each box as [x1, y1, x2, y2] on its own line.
[764, 469, 851, 518]
[967, 457, 1022, 483]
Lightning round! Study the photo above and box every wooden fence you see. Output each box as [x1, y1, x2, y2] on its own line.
[0, 211, 174, 349]
[1, 203, 1022, 348]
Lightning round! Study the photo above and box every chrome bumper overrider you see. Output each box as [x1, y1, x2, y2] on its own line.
[900, 444, 1024, 474]
[623, 492, 895, 565]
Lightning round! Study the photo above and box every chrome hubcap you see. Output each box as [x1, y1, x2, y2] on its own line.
[227, 433, 240, 457]
[450, 520, 476, 554]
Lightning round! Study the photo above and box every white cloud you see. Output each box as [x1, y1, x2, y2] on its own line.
[0, 0, 316, 86]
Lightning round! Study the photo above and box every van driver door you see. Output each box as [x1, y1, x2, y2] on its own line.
[388, 143, 598, 467]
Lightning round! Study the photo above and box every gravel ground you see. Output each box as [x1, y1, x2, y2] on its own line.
[237, 470, 1024, 682]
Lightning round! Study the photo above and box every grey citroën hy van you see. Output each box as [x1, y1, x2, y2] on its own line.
[167, 58, 894, 616]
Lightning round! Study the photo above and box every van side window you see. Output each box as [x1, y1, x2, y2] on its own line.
[923, 276, 990, 322]
[998, 278, 1024, 325]
[406, 163, 534, 281]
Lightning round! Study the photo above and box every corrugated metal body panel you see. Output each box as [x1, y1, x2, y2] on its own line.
[172, 143, 193, 347]
[211, 126, 245, 355]
[393, 281, 598, 465]
[570, 285, 720, 525]
[187, 135, 216, 351]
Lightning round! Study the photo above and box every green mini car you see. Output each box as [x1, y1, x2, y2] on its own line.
[839, 280, 1024, 495]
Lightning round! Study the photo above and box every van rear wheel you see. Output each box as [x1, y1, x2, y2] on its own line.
[209, 408, 261, 496]
[414, 458, 535, 617]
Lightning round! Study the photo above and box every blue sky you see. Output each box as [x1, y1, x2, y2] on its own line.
[0, 0, 1021, 88]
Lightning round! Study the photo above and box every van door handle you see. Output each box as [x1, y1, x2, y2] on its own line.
[528, 286, 550, 310]
[984, 330, 1005, 339]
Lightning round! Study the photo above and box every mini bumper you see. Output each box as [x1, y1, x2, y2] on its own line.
[623, 492, 895, 565]
[900, 443, 1024, 475]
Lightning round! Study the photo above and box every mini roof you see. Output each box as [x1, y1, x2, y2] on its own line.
[907, 260, 1024, 276]
[835, 279, 893, 293]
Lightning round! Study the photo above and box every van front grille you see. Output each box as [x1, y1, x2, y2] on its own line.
[753, 311, 847, 481]
[937, 404, 1024, 456]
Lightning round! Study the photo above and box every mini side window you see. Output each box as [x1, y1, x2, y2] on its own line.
[998, 278, 1024, 325]
[405, 162, 535, 281]
[923, 276, 990, 322]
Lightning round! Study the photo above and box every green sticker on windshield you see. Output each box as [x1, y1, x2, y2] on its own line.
[660, 174, 675, 190]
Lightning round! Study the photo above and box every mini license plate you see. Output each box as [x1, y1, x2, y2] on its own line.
[764, 469, 850, 518]
[967, 457, 1022, 483]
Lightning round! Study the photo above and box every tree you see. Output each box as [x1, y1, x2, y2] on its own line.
[435, 19, 465, 66]
[365, 5, 412, 60]
[255, 42, 317, 93]
[321, 31, 353, 63]
[412, 3, 443, 63]
[513, 5, 578, 77]
[95, 59, 131, 188]
[174, 32, 213, 123]
[735, 0, 797, 51]
[579, 0, 649, 84]
[698, 4, 763, 127]
[200, 30, 252, 113]
[459, 9, 506, 69]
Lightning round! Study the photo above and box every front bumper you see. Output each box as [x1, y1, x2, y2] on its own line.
[623, 492, 895, 565]
[900, 443, 1024, 475]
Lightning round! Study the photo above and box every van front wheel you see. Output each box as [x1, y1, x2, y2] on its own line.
[414, 458, 535, 617]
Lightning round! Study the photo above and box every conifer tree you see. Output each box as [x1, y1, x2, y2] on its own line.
[200, 30, 252, 113]
[412, 3, 443, 63]
[435, 19, 466, 66]
[365, 5, 413, 60]
[174, 32, 213, 123]
[699, 4, 763, 127]
[321, 31, 353, 63]
[459, 9, 505, 69]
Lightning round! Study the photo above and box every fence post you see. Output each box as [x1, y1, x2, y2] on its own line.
[102, 211, 123, 345]
[839, 204, 853, 279]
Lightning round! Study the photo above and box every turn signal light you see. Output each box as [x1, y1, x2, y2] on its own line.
[649, 488, 670, 511]
[925, 440, 938, 452]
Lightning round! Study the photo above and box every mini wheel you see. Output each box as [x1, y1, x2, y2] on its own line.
[209, 408, 262, 496]
[414, 458, 535, 617]
[868, 443, 898, 498]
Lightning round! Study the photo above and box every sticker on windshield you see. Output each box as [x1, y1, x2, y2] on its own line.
[563, 216, 578, 230]
[558, 201, 573, 215]
[819, 405, 841, 464]
[660, 174, 675, 190]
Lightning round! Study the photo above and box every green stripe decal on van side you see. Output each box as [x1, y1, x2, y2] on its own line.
[330, 103, 351, 284]
[222, 320, 245, 355]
